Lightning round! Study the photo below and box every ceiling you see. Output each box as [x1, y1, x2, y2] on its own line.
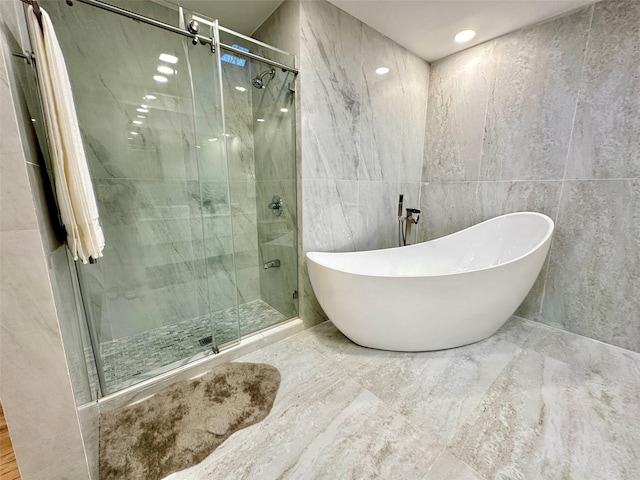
[327, 0, 597, 62]
[176, 0, 284, 35]
[177, 0, 597, 63]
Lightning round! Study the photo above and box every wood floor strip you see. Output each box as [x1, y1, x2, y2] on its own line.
[0, 401, 21, 480]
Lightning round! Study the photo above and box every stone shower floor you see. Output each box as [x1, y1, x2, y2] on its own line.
[164, 316, 640, 479]
[100, 300, 286, 393]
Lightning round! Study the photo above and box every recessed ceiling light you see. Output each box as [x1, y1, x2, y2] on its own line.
[375, 67, 390, 75]
[235, 86, 247, 92]
[256, 118, 265, 122]
[137, 115, 146, 119]
[153, 75, 168, 83]
[140, 104, 149, 109]
[454, 30, 476, 43]
[280, 108, 288, 113]
[133, 120, 142, 125]
[159, 53, 178, 64]
[130, 131, 138, 135]
[136, 108, 148, 113]
[208, 138, 217, 142]
[144, 95, 156, 100]
[157, 65, 174, 75]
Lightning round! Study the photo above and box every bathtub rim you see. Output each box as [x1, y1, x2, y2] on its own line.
[306, 211, 554, 279]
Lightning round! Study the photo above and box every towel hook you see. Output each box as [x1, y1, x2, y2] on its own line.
[19, 0, 43, 29]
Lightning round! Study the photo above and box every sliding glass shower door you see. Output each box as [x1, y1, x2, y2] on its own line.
[42, 0, 298, 396]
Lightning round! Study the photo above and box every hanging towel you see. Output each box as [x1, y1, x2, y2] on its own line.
[27, 5, 105, 263]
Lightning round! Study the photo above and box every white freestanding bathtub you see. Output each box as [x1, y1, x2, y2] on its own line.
[306, 212, 554, 351]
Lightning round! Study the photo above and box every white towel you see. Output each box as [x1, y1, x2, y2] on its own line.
[27, 6, 105, 263]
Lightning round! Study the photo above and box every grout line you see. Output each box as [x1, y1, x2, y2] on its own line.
[538, 4, 595, 320]
[419, 446, 448, 480]
[475, 40, 496, 185]
[511, 314, 640, 358]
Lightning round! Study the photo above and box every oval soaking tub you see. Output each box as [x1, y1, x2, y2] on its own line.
[306, 212, 554, 351]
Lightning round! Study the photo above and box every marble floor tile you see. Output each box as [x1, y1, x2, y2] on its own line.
[152, 317, 640, 480]
[294, 320, 392, 374]
[448, 335, 640, 479]
[280, 389, 441, 479]
[423, 451, 484, 480]
[236, 335, 350, 414]
[351, 318, 535, 449]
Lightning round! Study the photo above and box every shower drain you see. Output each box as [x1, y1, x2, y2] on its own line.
[198, 336, 213, 346]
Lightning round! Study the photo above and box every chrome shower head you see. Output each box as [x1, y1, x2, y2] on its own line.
[251, 68, 275, 89]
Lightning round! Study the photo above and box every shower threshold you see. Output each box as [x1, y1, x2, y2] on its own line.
[96, 314, 304, 412]
[96, 300, 296, 396]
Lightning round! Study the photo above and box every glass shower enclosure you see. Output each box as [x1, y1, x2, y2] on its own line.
[41, 0, 298, 396]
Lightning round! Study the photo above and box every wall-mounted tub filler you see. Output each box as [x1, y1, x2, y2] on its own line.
[397, 194, 420, 246]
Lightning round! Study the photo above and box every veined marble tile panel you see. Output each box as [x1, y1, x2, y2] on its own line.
[106, 280, 202, 339]
[449, 343, 640, 479]
[418, 182, 480, 242]
[302, 179, 358, 252]
[566, 1, 640, 179]
[301, 127, 362, 181]
[476, 180, 562, 222]
[300, 0, 362, 180]
[95, 179, 191, 225]
[540, 179, 640, 352]
[480, 7, 592, 181]
[46, 0, 199, 182]
[253, 70, 296, 182]
[188, 180, 230, 218]
[423, 42, 494, 183]
[192, 136, 228, 182]
[252, 0, 301, 58]
[0, 49, 39, 232]
[356, 181, 420, 251]
[359, 24, 429, 183]
[0, 229, 89, 479]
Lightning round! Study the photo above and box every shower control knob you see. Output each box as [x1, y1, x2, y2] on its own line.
[268, 195, 283, 216]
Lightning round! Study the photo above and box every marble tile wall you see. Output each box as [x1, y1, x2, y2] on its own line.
[252, 2, 300, 321]
[0, 0, 92, 477]
[298, 0, 430, 325]
[421, 1, 640, 352]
